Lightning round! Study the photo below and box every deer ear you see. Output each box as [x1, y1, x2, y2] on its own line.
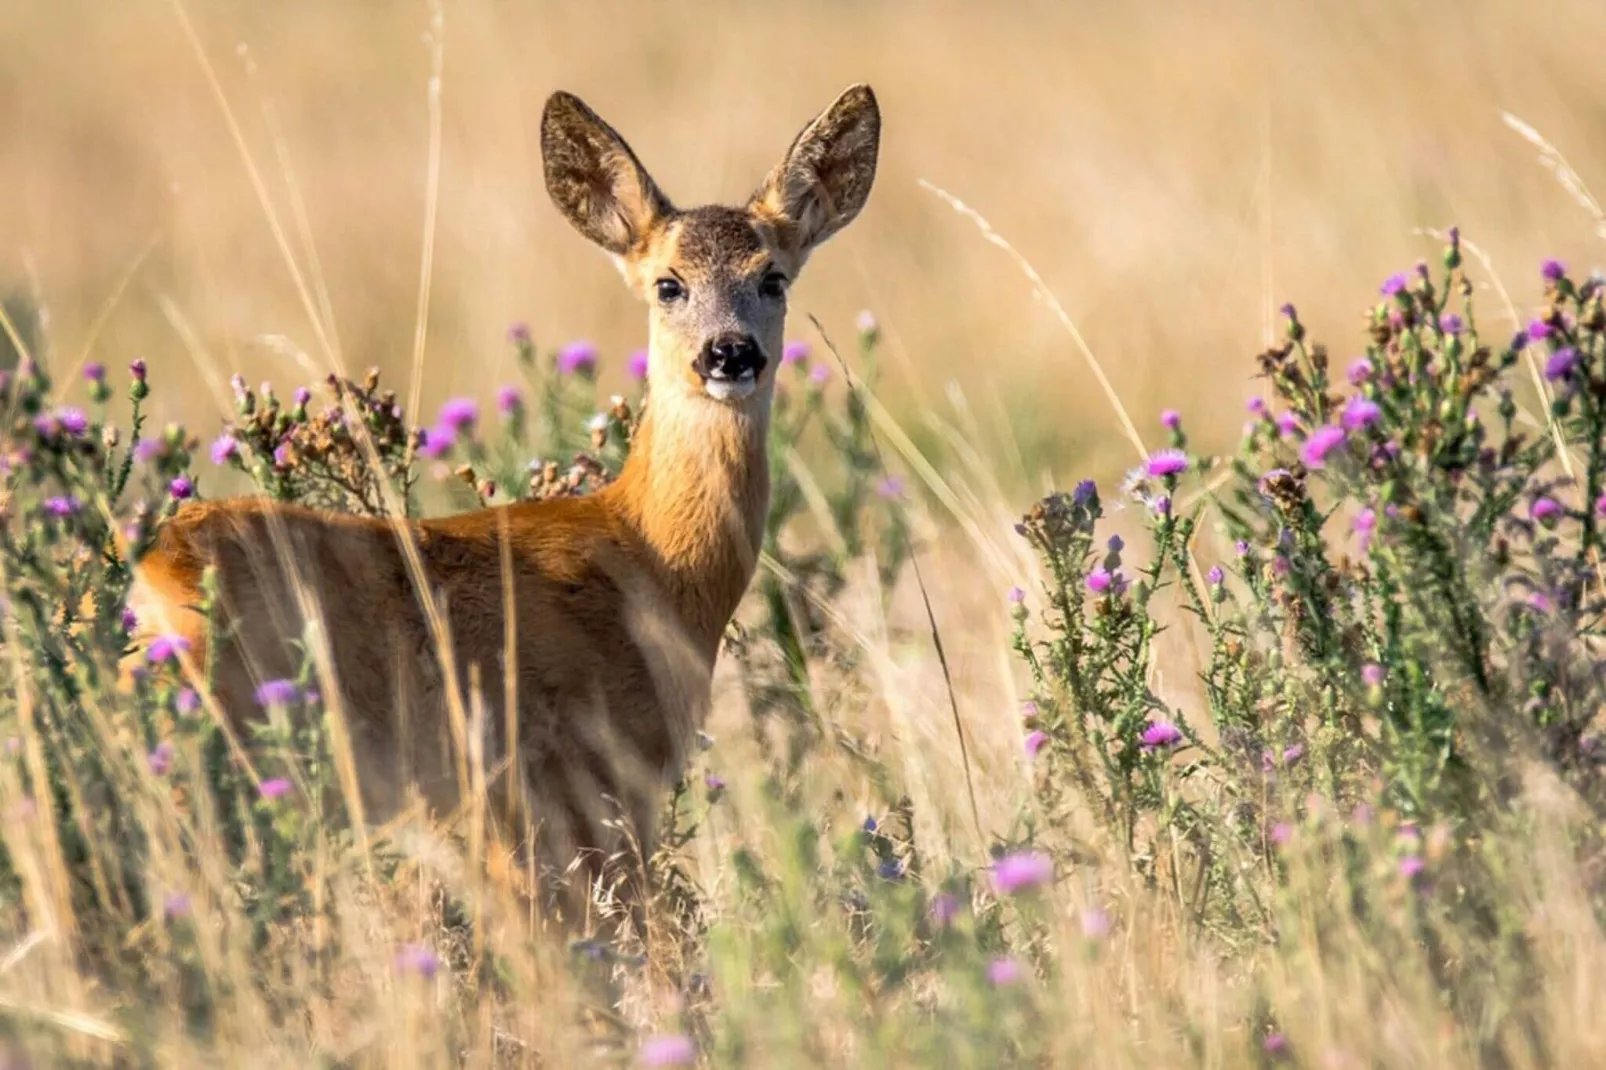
[750, 84, 880, 256]
[542, 92, 673, 256]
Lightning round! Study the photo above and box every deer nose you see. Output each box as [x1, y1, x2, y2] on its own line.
[698, 334, 767, 381]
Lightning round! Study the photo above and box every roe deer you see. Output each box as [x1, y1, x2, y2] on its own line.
[129, 84, 881, 920]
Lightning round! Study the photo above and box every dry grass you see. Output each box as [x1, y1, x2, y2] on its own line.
[4, 2, 1606, 1066]
[6, 0, 1606, 470]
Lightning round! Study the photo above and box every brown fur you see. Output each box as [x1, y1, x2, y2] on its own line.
[128, 84, 880, 921]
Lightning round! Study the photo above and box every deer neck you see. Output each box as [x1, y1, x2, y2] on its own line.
[606, 386, 772, 651]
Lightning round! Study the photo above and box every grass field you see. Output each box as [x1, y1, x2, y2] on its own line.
[4, 2, 1606, 1066]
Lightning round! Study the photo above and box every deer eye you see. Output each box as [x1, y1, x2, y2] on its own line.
[655, 278, 685, 304]
[759, 272, 788, 300]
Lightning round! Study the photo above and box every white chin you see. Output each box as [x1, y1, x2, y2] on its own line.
[704, 377, 757, 401]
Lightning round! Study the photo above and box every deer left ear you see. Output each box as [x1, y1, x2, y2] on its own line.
[542, 91, 673, 257]
[750, 84, 880, 257]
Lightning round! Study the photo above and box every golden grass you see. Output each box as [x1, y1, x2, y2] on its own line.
[6, 0, 1606, 470]
[5, 3, 1606, 1064]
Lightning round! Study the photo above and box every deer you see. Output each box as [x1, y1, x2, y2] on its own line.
[127, 84, 881, 923]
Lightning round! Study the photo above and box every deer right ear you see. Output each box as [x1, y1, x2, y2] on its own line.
[750, 84, 881, 257]
[541, 92, 672, 257]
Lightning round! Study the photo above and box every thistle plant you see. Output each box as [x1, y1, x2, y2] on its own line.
[2, 259, 1605, 1065]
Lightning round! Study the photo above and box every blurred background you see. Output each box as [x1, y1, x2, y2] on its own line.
[5, 0, 1606, 485]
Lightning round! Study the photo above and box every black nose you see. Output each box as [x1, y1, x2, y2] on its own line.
[697, 334, 767, 380]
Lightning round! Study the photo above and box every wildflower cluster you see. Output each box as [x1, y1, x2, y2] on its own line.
[217, 367, 420, 516]
[1012, 237, 1606, 944]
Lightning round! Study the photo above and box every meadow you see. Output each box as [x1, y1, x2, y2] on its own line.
[4, 2, 1606, 1066]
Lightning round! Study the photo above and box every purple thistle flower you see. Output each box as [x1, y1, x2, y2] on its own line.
[1380, 273, 1409, 297]
[56, 408, 89, 436]
[395, 943, 440, 979]
[1279, 302, 1297, 320]
[210, 434, 238, 465]
[254, 679, 299, 707]
[148, 741, 176, 776]
[1361, 663, 1385, 686]
[121, 606, 138, 632]
[418, 426, 453, 459]
[1206, 565, 1224, 586]
[1531, 591, 1554, 614]
[556, 340, 599, 375]
[627, 349, 650, 380]
[1340, 396, 1382, 431]
[1235, 539, 1251, 557]
[1271, 554, 1292, 577]
[133, 438, 161, 464]
[1531, 497, 1564, 523]
[130, 358, 147, 382]
[1398, 855, 1426, 880]
[1282, 743, 1305, 766]
[146, 634, 191, 664]
[862, 815, 878, 834]
[1160, 409, 1182, 431]
[1086, 567, 1113, 594]
[272, 441, 293, 468]
[1247, 395, 1267, 416]
[781, 341, 810, 366]
[507, 322, 532, 347]
[496, 385, 522, 415]
[1024, 730, 1049, 758]
[1346, 358, 1374, 385]
[991, 850, 1053, 894]
[1276, 411, 1300, 438]
[1301, 425, 1348, 469]
[1542, 258, 1566, 282]
[704, 773, 726, 793]
[437, 398, 479, 431]
[1007, 586, 1026, 605]
[1080, 907, 1112, 939]
[876, 475, 906, 500]
[175, 688, 200, 715]
[168, 476, 194, 500]
[1020, 700, 1040, 719]
[1270, 822, 1293, 846]
[258, 777, 292, 801]
[1354, 507, 1377, 535]
[1597, 494, 1606, 517]
[1544, 347, 1579, 382]
[808, 363, 831, 385]
[1439, 313, 1464, 336]
[292, 386, 311, 409]
[83, 362, 106, 383]
[1140, 721, 1184, 751]
[855, 309, 879, 335]
[1263, 1033, 1289, 1055]
[929, 893, 959, 927]
[1072, 479, 1097, 507]
[1153, 495, 1173, 517]
[638, 1035, 696, 1067]
[1527, 319, 1551, 342]
[1107, 533, 1124, 552]
[163, 892, 191, 920]
[986, 957, 1023, 986]
[1145, 448, 1188, 479]
[42, 496, 82, 519]
[32, 413, 60, 439]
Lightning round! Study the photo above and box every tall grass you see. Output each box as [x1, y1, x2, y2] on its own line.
[2, 237, 1605, 1066]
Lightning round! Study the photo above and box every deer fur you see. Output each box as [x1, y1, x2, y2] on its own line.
[128, 84, 881, 919]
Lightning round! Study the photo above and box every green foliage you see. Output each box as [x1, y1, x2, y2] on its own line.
[1, 250, 1605, 1066]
